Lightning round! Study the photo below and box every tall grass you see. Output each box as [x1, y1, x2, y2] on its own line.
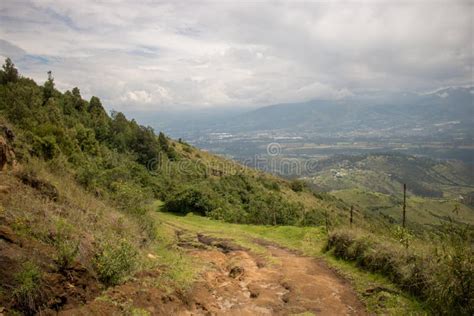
[325, 226, 473, 315]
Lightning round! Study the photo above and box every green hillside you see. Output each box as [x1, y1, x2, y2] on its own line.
[332, 189, 474, 232]
[303, 153, 473, 198]
[300, 153, 474, 232]
[0, 59, 472, 315]
[0, 58, 345, 227]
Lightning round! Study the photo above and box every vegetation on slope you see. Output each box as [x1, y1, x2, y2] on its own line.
[325, 226, 473, 315]
[0, 58, 345, 226]
[0, 58, 348, 313]
[303, 153, 473, 198]
[0, 58, 472, 315]
[331, 189, 474, 232]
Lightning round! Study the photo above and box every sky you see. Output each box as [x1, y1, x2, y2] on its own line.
[0, 0, 472, 112]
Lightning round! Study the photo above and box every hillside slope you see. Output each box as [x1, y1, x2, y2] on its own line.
[0, 59, 472, 315]
[0, 59, 358, 314]
[0, 58, 347, 227]
[300, 153, 474, 231]
[303, 153, 473, 197]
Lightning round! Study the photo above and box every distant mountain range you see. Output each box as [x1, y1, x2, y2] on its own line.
[141, 87, 473, 142]
[216, 87, 474, 137]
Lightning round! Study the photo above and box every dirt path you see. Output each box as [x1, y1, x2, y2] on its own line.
[185, 236, 367, 316]
[63, 232, 366, 315]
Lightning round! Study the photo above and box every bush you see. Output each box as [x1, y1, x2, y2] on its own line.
[127, 207, 157, 242]
[164, 185, 223, 216]
[94, 239, 138, 286]
[424, 226, 474, 315]
[52, 218, 79, 271]
[32, 135, 60, 160]
[13, 261, 43, 314]
[325, 228, 474, 315]
[289, 179, 306, 192]
[110, 180, 152, 211]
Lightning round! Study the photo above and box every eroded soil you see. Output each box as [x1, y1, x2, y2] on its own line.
[64, 231, 367, 315]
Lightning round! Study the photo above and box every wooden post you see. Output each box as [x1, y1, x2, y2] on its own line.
[402, 183, 406, 228]
[350, 205, 353, 228]
[325, 210, 329, 233]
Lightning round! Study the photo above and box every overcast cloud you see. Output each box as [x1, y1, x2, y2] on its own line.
[0, 0, 472, 111]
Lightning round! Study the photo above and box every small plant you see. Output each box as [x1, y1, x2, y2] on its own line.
[13, 261, 43, 314]
[131, 307, 151, 316]
[94, 238, 138, 286]
[392, 226, 413, 249]
[53, 218, 79, 271]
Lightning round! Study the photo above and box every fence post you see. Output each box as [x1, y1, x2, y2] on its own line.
[350, 205, 353, 228]
[325, 210, 329, 234]
[402, 184, 406, 228]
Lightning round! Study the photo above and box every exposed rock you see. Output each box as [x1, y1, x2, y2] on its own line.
[0, 225, 17, 244]
[17, 170, 59, 201]
[228, 265, 244, 278]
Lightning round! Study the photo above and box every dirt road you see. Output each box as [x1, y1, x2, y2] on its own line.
[185, 236, 366, 315]
[64, 232, 367, 315]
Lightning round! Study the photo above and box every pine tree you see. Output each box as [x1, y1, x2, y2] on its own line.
[0, 58, 19, 84]
[43, 70, 55, 101]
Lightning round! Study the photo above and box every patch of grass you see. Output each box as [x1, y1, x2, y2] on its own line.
[13, 261, 43, 314]
[324, 256, 425, 315]
[325, 228, 473, 315]
[145, 214, 199, 292]
[52, 217, 79, 271]
[130, 307, 151, 316]
[94, 238, 138, 286]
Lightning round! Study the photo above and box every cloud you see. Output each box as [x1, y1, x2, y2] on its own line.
[0, 0, 472, 112]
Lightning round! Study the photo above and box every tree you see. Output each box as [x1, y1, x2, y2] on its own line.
[43, 71, 55, 101]
[158, 132, 169, 151]
[88, 96, 109, 141]
[158, 131, 177, 160]
[0, 57, 19, 84]
[72, 87, 86, 111]
[88, 96, 107, 116]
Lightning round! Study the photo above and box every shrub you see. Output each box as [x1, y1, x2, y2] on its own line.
[424, 226, 474, 315]
[13, 261, 43, 314]
[164, 185, 223, 216]
[32, 135, 60, 160]
[94, 239, 138, 286]
[289, 179, 306, 192]
[53, 218, 79, 271]
[127, 207, 157, 242]
[258, 177, 280, 191]
[110, 180, 152, 211]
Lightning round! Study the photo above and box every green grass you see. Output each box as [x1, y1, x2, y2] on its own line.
[332, 188, 474, 230]
[153, 209, 427, 315]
